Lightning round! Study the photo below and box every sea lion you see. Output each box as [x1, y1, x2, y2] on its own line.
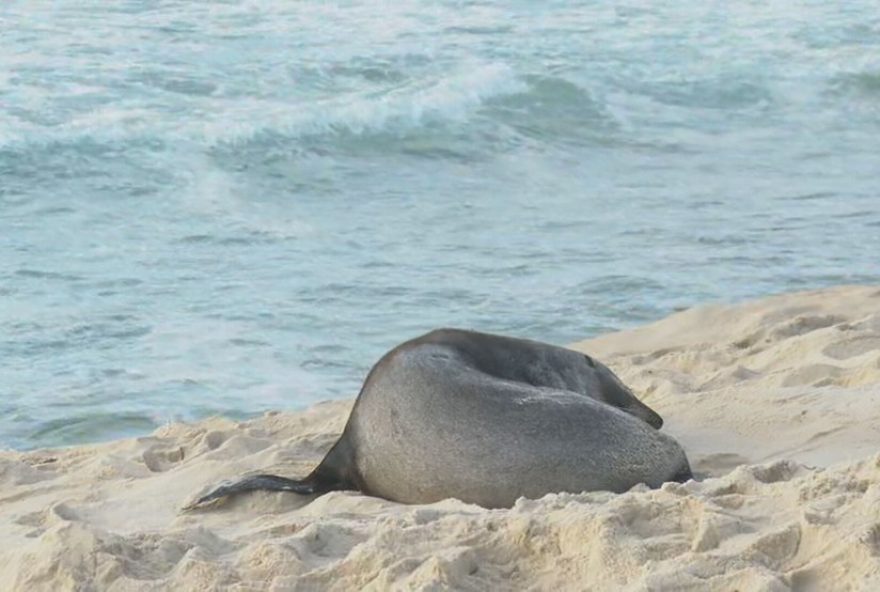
[187, 328, 691, 509]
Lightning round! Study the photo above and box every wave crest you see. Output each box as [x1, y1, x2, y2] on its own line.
[203, 62, 526, 147]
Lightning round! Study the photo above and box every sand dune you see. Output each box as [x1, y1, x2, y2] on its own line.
[2, 285, 879, 590]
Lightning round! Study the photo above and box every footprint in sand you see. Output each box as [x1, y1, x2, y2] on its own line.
[735, 315, 849, 352]
[692, 452, 751, 479]
[14, 502, 79, 538]
[858, 523, 880, 557]
[142, 444, 186, 473]
[770, 315, 847, 340]
[203, 430, 230, 450]
[822, 336, 880, 360]
[781, 364, 844, 387]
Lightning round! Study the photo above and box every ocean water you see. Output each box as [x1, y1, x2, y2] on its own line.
[1, 2, 878, 450]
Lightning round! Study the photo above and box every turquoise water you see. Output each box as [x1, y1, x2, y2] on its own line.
[1, 2, 878, 449]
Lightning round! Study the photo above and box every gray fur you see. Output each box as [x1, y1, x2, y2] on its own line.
[187, 329, 691, 510]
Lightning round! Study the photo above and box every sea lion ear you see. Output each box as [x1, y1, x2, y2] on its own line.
[583, 354, 596, 368]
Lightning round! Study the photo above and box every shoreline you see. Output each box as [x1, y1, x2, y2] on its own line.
[2, 285, 879, 590]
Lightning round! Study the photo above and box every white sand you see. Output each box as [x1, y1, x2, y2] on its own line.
[2, 285, 880, 591]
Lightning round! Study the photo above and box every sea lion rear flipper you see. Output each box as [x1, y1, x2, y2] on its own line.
[182, 471, 340, 511]
[183, 437, 355, 511]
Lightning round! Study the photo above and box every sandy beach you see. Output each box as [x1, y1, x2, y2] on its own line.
[2, 285, 879, 591]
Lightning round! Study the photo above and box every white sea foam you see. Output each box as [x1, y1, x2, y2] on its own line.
[0, 107, 158, 150]
[0, 63, 523, 151]
[201, 62, 525, 146]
